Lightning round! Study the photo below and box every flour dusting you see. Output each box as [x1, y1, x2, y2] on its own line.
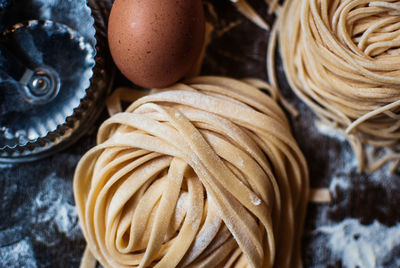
[329, 174, 351, 195]
[0, 238, 37, 267]
[249, 192, 261, 206]
[237, 157, 244, 168]
[315, 120, 346, 142]
[314, 219, 400, 268]
[31, 173, 81, 246]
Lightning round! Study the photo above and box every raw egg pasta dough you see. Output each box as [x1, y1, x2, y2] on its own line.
[74, 76, 308, 268]
[273, 0, 400, 172]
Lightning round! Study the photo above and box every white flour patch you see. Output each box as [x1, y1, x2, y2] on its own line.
[315, 219, 400, 268]
[0, 238, 37, 267]
[315, 120, 347, 142]
[340, 146, 358, 171]
[237, 157, 244, 168]
[31, 173, 81, 246]
[249, 191, 261, 206]
[329, 174, 351, 194]
[327, 146, 358, 194]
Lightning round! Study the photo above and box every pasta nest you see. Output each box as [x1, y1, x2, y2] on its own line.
[278, 0, 400, 171]
[74, 76, 308, 268]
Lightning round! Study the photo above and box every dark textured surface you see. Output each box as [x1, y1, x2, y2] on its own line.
[1, 0, 400, 267]
[0, 135, 95, 267]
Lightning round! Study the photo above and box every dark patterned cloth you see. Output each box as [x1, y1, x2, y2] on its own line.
[0, 0, 399, 267]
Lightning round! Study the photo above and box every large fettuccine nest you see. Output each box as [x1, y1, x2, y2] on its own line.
[74, 76, 308, 268]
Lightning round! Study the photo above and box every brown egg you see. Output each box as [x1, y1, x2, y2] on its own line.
[108, 0, 205, 88]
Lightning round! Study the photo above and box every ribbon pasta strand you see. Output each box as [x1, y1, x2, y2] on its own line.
[74, 76, 308, 268]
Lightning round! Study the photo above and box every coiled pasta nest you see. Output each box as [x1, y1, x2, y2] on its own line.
[74, 76, 308, 268]
[276, 0, 400, 171]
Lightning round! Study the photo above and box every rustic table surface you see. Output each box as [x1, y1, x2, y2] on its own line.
[0, 0, 399, 267]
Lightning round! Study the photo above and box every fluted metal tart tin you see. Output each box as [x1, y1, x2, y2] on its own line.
[0, 0, 114, 162]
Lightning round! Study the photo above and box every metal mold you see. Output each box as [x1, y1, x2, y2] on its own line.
[0, 0, 114, 162]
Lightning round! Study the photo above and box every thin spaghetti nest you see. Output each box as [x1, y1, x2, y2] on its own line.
[74, 76, 308, 267]
[275, 0, 400, 172]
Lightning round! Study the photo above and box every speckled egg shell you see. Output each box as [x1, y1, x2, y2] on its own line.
[108, 0, 205, 88]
